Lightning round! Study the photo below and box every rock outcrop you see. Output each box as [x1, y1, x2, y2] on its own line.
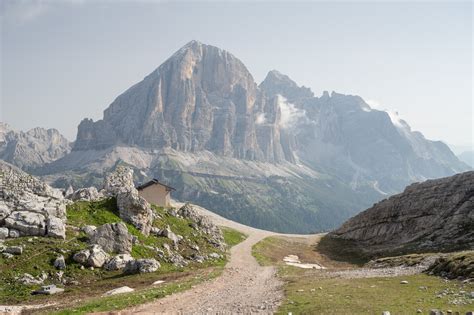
[326, 171, 474, 256]
[0, 160, 67, 239]
[69, 187, 103, 202]
[104, 166, 153, 235]
[0, 122, 70, 171]
[88, 222, 132, 254]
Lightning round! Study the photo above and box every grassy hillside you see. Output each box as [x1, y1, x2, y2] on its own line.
[252, 236, 474, 314]
[0, 198, 246, 313]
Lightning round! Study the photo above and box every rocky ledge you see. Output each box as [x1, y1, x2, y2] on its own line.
[0, 161, 67, 239]
[326, 171, 474, 257]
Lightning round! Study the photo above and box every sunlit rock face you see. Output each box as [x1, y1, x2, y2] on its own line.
[74, 41, 293, 163]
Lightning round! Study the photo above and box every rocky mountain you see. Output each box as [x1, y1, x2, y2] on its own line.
[458, 150, 474, 168]
[74, 40, 293, 163]
[0, 123, 71, 171]
[259, 71, 470, 194]
[325, 171, 474, 257]
[38, 41, 470, 233]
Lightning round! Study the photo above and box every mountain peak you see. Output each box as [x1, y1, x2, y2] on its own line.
[260, 70, 313, 101]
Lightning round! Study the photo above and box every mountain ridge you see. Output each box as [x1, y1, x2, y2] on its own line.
[4, 40, 470, 233]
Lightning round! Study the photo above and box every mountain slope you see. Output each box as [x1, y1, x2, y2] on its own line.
[259, 71, 470, 193]
[39, 41, 469, 233]
[0, 123, 71, 171]
[325, 171, 474, 257]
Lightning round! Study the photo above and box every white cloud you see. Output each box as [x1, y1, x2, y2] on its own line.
[255, 112, 266, 125]
[277, 94, 306, 129]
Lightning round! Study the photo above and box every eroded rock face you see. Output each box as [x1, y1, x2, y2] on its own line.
[104, 166, 153, 236]
[89, 222, 132, 254]
[116, 192, 152, 236]
[73, 41, 293, 163]
[0, 161, 66, 239]
[327, 171, 474, 256]
[103, 166, 135, 196]
[69, 187, 102, 202]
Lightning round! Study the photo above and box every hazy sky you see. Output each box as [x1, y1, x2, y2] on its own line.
[1, 1, 472, 148]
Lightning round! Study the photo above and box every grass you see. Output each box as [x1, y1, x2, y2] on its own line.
[252, 236, 474, 314]
[44, 268, 223, 314]
[278, 271, 474, 314]
[0, 198, 247, 313]
[221, 227, 247, 248]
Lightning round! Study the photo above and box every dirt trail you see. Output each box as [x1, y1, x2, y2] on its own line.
[126, 204, 292, 314]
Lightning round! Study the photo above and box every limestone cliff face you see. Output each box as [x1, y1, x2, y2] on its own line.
[327, 171, 474, 254]
[74, 41, 293, 162]
[0, 123, 71, 171]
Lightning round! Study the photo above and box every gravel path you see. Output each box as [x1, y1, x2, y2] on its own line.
[128, 204, 285, 314]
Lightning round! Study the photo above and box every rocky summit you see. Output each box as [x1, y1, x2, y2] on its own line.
[14, 41, 472, 233]
[73, 40, 293, 163]
[326, 171, 474, 257]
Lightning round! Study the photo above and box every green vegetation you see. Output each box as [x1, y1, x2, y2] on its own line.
[47, 268, 223, 315]
[427, 251, 474, 279]
[278, 271, 474, 314]
[252, 236, 474, 314]
[0, 198, 246, 313]
[221, 227, 247, 248]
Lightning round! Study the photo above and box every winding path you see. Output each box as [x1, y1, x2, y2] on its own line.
[129, 204, 285, 314]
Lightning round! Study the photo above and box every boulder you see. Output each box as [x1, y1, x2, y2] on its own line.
[70, 187, 102, 202]
[87, 245, 109, 268]
[4, 211, 46, 236]
[0, 227, 8, 239]
[117, 191, 152, 236]
[8, 229, 20, 238]
[5, 246, 23, 255]
[17, 273, 44, 285]
[103, 166, 135, 196]
[32, 284, 64, 295]
[89, 222, 132, 254]
[103, 286, 134, 296]
[46, 216, 66, 239]
[54, 255, 66, 270]
[123, 259, 160, 274]
[73, 249, 90, 265]
[160, 226, 179, 246]
[104, 254, 134, 271]
[81, 225, 97, 236]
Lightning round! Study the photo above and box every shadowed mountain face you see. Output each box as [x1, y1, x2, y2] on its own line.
[31, 41, 470, 233]
[326, 171, 474, 256]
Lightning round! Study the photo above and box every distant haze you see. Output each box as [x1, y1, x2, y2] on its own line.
[1, 1, 472, 149]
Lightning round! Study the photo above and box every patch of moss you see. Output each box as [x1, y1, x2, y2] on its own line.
[427, 251, 474, 279]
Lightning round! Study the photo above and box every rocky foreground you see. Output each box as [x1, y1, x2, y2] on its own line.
[0, 162, 226, 307]
[326, 171, 474, 257]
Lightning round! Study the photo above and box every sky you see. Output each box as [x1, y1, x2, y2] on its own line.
[1, 0, 472, 150]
